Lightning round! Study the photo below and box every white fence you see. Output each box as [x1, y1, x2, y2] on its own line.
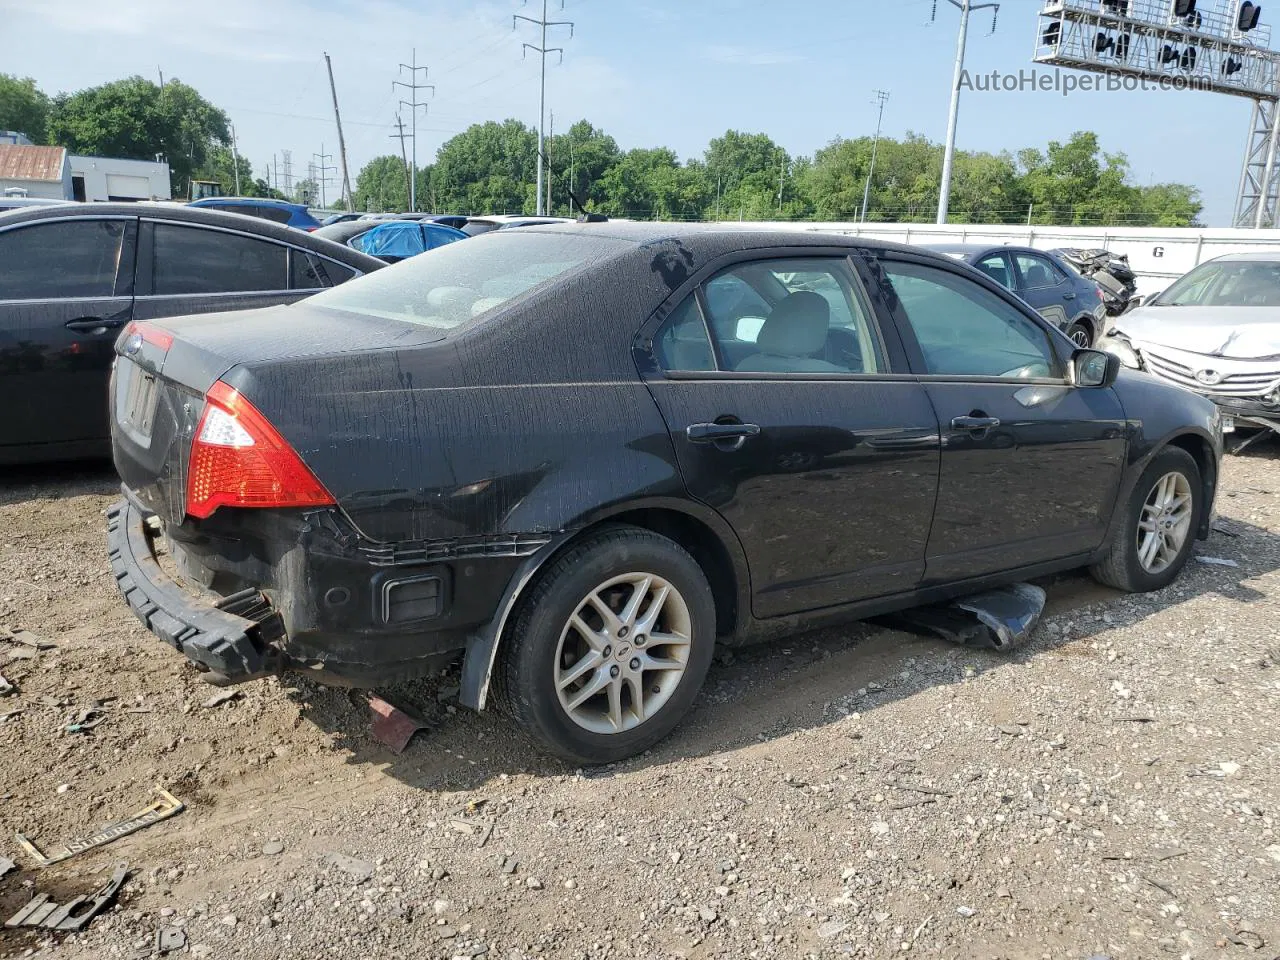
[742, 221, 1280, 296]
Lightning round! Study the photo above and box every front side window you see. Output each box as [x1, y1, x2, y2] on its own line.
[655, 296, 715, 372]
[1014, 253, 1064, 290]
[152, 224, 288, 295]
[700, 258, 884, 375]
[880, 260, 1059, 379]
[0, 220, 126, 300]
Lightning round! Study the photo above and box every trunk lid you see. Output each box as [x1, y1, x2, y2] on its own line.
[111, 304, 443, 523]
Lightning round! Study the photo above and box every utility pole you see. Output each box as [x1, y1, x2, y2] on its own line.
[936, 0, 999, 224]
[394, 48, 434, 213]
[230, 124, 242, 196]
[272, 154, 278, 194]
[313, 145, 336, 209]
[324, 53, 354, 211]
[391, 115, 412, 211]
[515, 0, 574, 216]
[546, 111, 554, 214]
[777, 153, 786, 214]
[157, 68, 165, 91]
[861, 90, 890, 224]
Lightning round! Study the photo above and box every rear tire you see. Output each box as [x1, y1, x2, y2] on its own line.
[499, 526, 716, 765]
[1066, 321, 1093, 348]
[1091, 447, 1202, 593]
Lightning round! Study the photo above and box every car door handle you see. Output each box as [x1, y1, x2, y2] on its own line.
[1062, 292, 1076, 300]
[65, 317, 126, 333]
[951, 416, 1001, 431]
[686, 422, 761, 444]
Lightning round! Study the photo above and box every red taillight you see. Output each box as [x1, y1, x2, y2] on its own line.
[122, 321, 174, 351]
[186, 381, 334, 519]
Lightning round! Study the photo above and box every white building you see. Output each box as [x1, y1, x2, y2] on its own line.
[0, 144, 72, 200]
[69, 154, 171, 202]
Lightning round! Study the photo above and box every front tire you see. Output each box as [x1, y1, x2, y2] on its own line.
[500, 526, 716, 764]
[1091, 447, 1202, 592]
[1066, 321, 1093, 348]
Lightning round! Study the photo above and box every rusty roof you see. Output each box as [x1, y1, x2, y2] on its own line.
[0, 145, 66, 183]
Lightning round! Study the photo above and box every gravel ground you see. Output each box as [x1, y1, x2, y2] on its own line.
[0, 452, 1278, 960]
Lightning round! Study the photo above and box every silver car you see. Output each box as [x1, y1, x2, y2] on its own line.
[1099, 252, 1280, 444]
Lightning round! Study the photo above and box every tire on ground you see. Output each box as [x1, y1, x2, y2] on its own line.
[1091, 446, 1202, 593]
[499, 525, 716, 764]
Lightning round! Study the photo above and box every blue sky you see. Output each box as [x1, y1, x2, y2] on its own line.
[0, 0, 1259, 223]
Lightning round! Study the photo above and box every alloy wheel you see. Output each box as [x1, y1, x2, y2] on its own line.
[554, 573, 692, 735]
[1135, 471, 1193, 574]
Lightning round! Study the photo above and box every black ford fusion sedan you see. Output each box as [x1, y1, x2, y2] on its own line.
[108, 224, 1222, 763]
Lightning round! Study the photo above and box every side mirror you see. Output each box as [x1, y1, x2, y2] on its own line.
[1073, 348, 1121, 388]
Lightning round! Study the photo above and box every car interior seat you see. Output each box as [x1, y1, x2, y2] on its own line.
[735, 291, 846, 373]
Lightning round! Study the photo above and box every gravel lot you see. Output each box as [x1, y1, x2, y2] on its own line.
[1, 451, 1278, 960]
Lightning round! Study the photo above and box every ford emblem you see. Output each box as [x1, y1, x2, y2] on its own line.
[1195, 369, 1223, 386]
[122, 333, 144, 356]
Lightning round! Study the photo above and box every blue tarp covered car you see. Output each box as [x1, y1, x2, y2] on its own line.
[350, 220, 468, 262]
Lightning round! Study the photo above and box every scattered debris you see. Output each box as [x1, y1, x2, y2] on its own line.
[0, 856, 14, 879]
[1140, 875, 1176, 898]
[0, 674, 13, 697]
[16, 788, 184, 866]
[155, 927, 187, 954]
[202, 689, 242, 709]
[501, 856, 519, 875]
[5, 865, 128, 931]
[0, 709, 21, 724]
[5, 630, 55, 651]
[998, 724, 1025, 736]
[818, 919, 849, 938]
[65, 704, 107, 734]
[879, 583, 1046, 652]
[1195, 556, 1239, 567]
[368, 694, 430, 754]
[321, 853, 374, 883]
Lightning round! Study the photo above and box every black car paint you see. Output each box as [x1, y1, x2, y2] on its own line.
[0, 203, 382, 464]
[108, 225, 1222, 702]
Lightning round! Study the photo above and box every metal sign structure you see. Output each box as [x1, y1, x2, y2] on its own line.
[1034, 0, 1280, 226]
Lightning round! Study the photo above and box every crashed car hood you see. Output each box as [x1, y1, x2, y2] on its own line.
[1115, 305, 1280, 359]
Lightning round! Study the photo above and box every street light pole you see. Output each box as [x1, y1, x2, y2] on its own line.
[861, 90, 890, 223]
[937, 0, 999, 224]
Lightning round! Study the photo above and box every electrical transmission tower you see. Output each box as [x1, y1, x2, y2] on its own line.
[390, 115, 412, 212]
[313, 145, 336, 209]
[394, 49, 434, 213]
[515, 0, 574, 216]
[862, 90, 891, 223]
[281, 149, 294, 197]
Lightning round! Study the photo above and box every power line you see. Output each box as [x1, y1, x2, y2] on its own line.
[515, 0, 574, 216]
[395, 48, 435, 212]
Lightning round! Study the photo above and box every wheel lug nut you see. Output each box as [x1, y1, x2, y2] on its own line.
[610, 665, 620, 678]
[618, 626, 629, 639]
[603, 646, 612, 657]
[630, 658, 641, 671]
[634, 635, 646, 646]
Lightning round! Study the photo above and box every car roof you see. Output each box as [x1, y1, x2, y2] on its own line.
[0, 201, 383, 269]
[190, 197, 308, 209]
[1209, 251, 1280, 262]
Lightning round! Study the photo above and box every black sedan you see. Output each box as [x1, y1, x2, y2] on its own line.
[927, 244, 1107, 347]
[107, 224, 1221, 763]
[0, 203, 382, 464]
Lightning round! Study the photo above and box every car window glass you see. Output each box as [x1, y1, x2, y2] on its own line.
[291, 251, 356, 289]
[222, 204, 292, 225]
[1160, 260, 1280, 307]
[880, 260, 1059, 379]
[0, 220, 126, 300]
[655, 296, 715, 372]
[1014, 253, 1063, 290]
[152, 224, 288, 295]
[701, 258, 883, 374]
[974, 254, 1011, 289]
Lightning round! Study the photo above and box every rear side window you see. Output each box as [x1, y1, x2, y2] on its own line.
[0, 220, 126, 300]
[223, 204, 293, 224]
[152, 224, 288, 295]
[655, 297, 715, 372]
[291, 250, 356, 289]
[307, 232, 632, 330]
[1015, 253, 1065, 290]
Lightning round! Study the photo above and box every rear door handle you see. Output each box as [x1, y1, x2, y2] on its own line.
[65, 317, 126, 333]
[686, 422, 761, 445]
[1062, 292, 1076, 300]
[951, 416, 1000, 431]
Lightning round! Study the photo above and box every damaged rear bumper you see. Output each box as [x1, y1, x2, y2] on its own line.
[107, 498, 283, 683]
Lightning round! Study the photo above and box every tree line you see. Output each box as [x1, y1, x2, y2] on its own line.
[2, 73, 1201, 226]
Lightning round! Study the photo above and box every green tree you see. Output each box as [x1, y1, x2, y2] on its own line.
[546, 120, 619, 214]
[193, 145, 267, 199]
[0, 74, 50, 143]
[432, 119, 538, 214]
[705, 130, 789, 219]
[46, 76, 229, 197]
[354, 155, 410, 212]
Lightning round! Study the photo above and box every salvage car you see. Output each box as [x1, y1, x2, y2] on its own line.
[927, 244, 1108, 347]
[1098, 252, 1280, 447]
[107, 224, 1221, 763]
[0, 203, 382, 464]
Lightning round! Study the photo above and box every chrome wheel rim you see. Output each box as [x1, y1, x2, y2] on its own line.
[1136, 471, 1194, 574]
[554, 573, 692, 735]
[1069, 326, 1091, 347]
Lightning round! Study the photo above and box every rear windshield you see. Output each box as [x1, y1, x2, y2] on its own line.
[1156, 259, 1280, 308]
[305, 231, 630, 329]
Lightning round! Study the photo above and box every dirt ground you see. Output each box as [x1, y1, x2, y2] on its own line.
[0, 451, 1277, 960]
